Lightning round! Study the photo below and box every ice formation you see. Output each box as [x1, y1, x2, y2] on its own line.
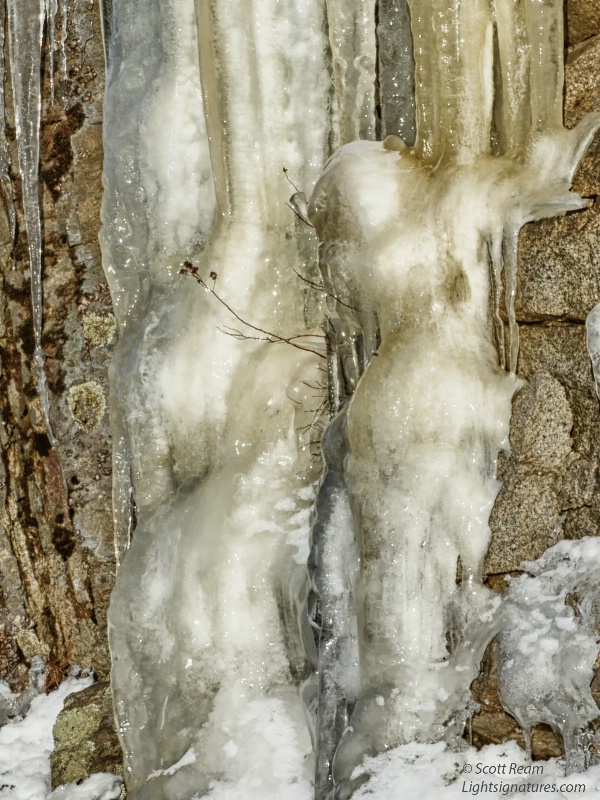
[307, 1, 600, 795]
[102, 0, 330, 796]
[97, 0, 600, 799]
[496, 538, 600, 774]
[6, 0, 60, 441]
[587, 304, 600, 399]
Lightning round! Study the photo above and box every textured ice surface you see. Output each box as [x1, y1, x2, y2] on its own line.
[6, 0, 54, 440]
[101, 0, 600, 797]
[103, 0, 331, 796]
[325, 0, 377, 143]
[307, 0, 600, 792]
[497, 538, 600, 773]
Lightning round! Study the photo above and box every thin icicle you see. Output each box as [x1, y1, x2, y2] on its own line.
[376, 0, 415, 144]
[58, 0, 68, 92]
[7, 0, 55, 443]
[45, 0, 58, 103]
[0, 0, 16, 244]
[503, 226, 520, 374]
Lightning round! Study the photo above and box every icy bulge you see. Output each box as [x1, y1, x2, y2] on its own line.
[93, 0, 600, 798]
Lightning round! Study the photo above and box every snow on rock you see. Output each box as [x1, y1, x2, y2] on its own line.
[0, 673, 122, 800]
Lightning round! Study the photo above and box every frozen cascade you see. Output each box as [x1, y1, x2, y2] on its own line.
[99, 1, 600, 799]
[308, 0, 600, 795]
[6, 0, 55, 441]
[103, 0, 332, 796]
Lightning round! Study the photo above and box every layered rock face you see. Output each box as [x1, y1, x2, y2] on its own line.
[0, 0, 113, 690]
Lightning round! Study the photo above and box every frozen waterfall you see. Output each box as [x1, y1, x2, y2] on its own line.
[95, 0, 600, 798]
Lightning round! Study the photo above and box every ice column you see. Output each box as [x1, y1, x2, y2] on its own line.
[103, 0, 332, 797]
[326, 0, 378, 143]
[6, 0, 54, 440]
[307, 0, 600, 794]
[377, 0, 415, 144]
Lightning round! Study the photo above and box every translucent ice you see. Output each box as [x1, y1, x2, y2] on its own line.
[587, 304, 600, 400]
[307, 0, 600, 792]
[497, 538, 600, 773]
[104, 0, 332, 796]
[100, 0, 600, 797]
[6, 0, 53, 440]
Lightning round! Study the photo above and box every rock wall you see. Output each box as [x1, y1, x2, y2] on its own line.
[0, 0, 113, 689]
[473, 13, 600, 756]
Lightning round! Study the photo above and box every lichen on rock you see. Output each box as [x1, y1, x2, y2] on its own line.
[51, 681, 124, 790]
[82, 312, 116, 348]
[67, 381, 107, 431]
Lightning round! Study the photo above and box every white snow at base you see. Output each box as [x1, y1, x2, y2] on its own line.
[3, 682, 600, 800]
[0, 674, 122, 800]
[47, 774, 122, 800]
[351, 740, 600, 799]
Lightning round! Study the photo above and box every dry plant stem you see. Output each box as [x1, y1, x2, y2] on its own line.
[180, 261, 327, 359]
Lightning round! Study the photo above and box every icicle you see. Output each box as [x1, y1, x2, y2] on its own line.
[491, 0, 529, 154]
[376, 0, 416, 145]
[325, 0, 378, 144]
[503, 226, 520, 374]
[44, 0, 58, 103]
[410, 0, 495, 163]
[586, 303, 600, 400]
[0, 0, 16, 244]
[309, 409, 360, 800]
[98, 0, 112, 72]
[57, 0, 68, 99]
[6, 0, 55, 443]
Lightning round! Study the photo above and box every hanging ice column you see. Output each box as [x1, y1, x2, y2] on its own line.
[307, 0, 600, 795]
[103, 0, 332, 797]
[6, 0, 55, 440]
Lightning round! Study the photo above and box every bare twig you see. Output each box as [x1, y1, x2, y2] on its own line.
[283, 166, 300, 193]
[180, 261, 326, 359]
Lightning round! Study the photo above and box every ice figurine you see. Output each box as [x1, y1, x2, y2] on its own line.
[307, 0, 600, 796]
